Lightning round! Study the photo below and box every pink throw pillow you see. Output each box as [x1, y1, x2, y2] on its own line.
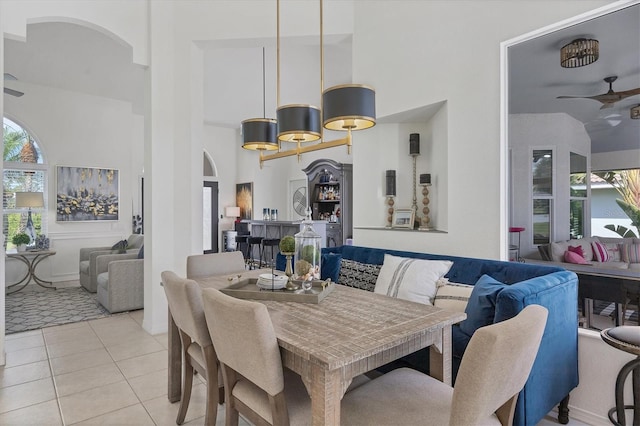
[592, 241, 611, 262]
[564, 250, 589, 265]
[567, 245, 584, 258]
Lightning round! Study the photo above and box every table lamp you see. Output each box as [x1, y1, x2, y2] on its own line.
[225, 206, 241, 228]
[15, 192, 44, 244]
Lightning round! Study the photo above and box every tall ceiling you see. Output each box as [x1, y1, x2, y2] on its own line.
[508, 3, 640, 155]
[3, 3, 639, 157]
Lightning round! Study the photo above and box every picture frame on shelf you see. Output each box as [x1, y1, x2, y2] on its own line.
[392, 208, 414, 229]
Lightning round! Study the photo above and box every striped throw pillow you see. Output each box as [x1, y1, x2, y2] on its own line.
[592, 241, 611, 262]
[620, 244, 640, 264]
[434, 280, 474, 313]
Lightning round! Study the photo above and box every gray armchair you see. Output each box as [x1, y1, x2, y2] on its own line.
[95, 252, 143, 313]
[78, 234, 143, 292]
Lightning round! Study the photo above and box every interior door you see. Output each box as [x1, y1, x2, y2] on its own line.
[203, 181, 218, 253]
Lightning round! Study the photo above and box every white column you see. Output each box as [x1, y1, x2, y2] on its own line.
[142, 0, 176, 335]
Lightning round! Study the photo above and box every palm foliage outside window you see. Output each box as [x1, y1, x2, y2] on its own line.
[3, 117, 47, 249]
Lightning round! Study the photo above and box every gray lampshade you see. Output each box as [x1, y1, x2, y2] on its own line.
[322, 84, 376, 131]
[241, 118, 278, 151]
[15, 192, 44, 208]
[277, 104, 321, 143]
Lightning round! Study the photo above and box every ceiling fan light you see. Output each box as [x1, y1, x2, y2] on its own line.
[276, 104, 321, 142]
[560, 38, 599, 68]
[631, 105, 640, 120]
[241, 118, 278, 150]
[323, 84, 376, 131]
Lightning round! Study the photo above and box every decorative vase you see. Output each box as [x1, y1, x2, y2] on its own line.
[17, 244, 26, 252]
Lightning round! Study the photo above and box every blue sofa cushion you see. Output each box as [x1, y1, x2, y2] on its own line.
[459, 274, 507, 337]
[321, 253, 342, 282]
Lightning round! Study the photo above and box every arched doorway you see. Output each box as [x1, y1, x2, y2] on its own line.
[203, 151, 218, 253]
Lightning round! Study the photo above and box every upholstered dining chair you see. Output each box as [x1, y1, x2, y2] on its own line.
[186, 251, 245, 280]
[161, 271, 223, 426]
[201, 287, 311, 426]
[340, 304, 549, 426]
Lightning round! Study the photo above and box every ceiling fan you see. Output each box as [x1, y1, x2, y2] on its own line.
[557, 76, 640, 109]
[3, 73, 24, 97]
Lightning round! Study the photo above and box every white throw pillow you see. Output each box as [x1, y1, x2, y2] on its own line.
[434, 280, 474, 313]
[374, 254, 453, 305]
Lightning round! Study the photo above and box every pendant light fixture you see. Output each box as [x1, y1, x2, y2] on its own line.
[250, 0, 376, 167]
[560, 38, 599, 68]
[241, 47, 278, 151]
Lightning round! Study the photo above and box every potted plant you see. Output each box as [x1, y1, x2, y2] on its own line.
[12, 232, 31, 252]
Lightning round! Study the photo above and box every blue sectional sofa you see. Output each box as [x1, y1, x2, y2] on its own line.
[278, 244, 579, 426]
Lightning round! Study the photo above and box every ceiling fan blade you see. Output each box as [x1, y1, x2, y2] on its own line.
[4, 87, 24, 97]
[3, 73, 18, 81]
[556, 95, 589, 99]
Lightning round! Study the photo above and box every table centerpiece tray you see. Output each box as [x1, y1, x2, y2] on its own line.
[220, 278, 335, 304]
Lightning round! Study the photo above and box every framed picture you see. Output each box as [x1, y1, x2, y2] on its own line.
[56, 166, 119, 222]
[392, 208, 415, 229]
[236, 182, 253, 220]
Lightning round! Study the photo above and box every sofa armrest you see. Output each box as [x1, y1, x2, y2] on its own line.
[104, 259, 144, 313]
[96, 252, 139, 275]
[79, 246, 112, 262]
[495, 270, 579, 426]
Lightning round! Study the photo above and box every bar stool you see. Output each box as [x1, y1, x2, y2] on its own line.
[261, 238, 280, 268]
[600, 326, 640, 426]
[247, 236, 263, 269]
[509, 226, 525, 262]
[235, 235, 250, 268]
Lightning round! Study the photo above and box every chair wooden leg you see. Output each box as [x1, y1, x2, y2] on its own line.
[177, 356, 194, 425]
[203, 345, 220, 426]
[177, 333, 194, 425]
[222, 365, 240, 426]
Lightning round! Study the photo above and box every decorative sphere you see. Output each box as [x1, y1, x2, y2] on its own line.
[388, 198, 395, 206]
[423, 207, 430, 215]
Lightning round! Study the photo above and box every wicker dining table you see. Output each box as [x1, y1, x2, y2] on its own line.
[166, 268, 466, 426]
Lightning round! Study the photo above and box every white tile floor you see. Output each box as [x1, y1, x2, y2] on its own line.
[0, 308, 592, 426]
[0, 310, 249, 426]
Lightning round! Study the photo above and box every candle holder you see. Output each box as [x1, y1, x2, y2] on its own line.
[409, 134, 420, 230]
[385, 170, 396, 228]
[419, 183, 432, 231]
[386, 196, 395, 228]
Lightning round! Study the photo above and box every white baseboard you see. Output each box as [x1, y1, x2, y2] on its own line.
[52, 273, 79, 283]
[567, 405, 610, 426]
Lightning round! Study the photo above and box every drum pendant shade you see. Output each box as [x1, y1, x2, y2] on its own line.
[323, 84, 376, 131]
[241, 118, 278, 151]
[277, 104, 321, 142]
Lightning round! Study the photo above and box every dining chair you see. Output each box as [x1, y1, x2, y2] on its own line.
[340, 304, 549, 426]
[201, 287, 311, 426]
[186, 251, 245, 280]
[161, 271, 224, 426]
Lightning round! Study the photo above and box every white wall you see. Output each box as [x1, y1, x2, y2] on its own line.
[4, 84, 144, 281]
[350, 0, 611, 259]
[510, 113, 591, 257]
[574, 329, 636, 425]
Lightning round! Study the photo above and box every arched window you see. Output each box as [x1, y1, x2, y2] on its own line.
[3, 117, 48, 249]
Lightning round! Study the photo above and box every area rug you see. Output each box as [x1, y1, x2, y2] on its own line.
[5, 286, 111, 334]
